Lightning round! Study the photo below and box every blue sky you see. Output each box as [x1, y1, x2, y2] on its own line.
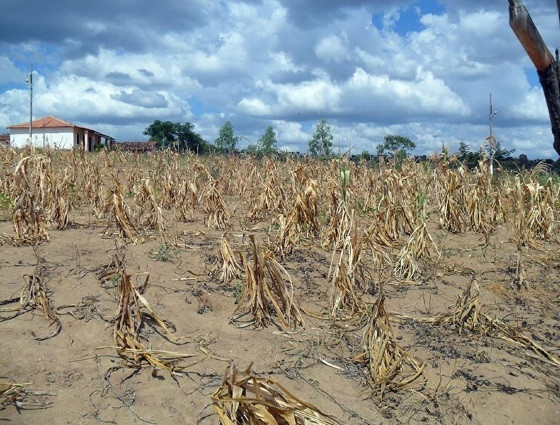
[0, 0, 558, 158]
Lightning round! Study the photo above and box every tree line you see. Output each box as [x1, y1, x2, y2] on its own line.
[144, 118, 519, 164]
[144, 118, 411, 157]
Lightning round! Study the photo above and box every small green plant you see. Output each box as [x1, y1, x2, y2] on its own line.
[149, 243, 179, 262]
[233, 282, 244, 304]
[0, 192, 14, 210]
[339, 158, 350, 203]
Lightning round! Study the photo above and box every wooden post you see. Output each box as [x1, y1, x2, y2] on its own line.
[509, 0, 560, 156]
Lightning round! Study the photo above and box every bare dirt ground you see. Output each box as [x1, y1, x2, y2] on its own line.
[1, 153, 560, 425]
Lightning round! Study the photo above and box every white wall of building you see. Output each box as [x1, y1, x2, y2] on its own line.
[9, 128, 75, 149]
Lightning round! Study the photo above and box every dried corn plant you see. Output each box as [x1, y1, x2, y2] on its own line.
[231, 235, 304, 331]
[321, 186, 350, 250]
[369, 168, 418, 243]
[134, 178, 165, 233]
[104, 178, 139, 242]
[524, 177, 556, 241]
[112, 256, 193, 374]
[212, 363, 339, 425]
[328, 212, 368, 320]
[274, 179, 320, 256]
[175, 179, 199, 221]
[219, 234, 244, 284]
[354, 296, 425, 398]
[202, 180, 229, 230]
[11, 156, 50, 244]
[509, 174, 555, 288]
[429, 280, 486, 334]
[438, 167, 467, 233]
[159, 171, 178, 209]
[393, 221, 439, 282]
[247, 177, 285, 222]
[45, 169, 72, 230]
[84, 162, 106, 218]
[0, 264, 61, 340]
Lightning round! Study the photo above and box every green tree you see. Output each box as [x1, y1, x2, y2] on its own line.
[458, 141, 470, 159]
[215, 121, 239, 153]
[144, 120, 177, 149]
[144, 120, 208, 153]
[258, 126, 277, 155]
[176, 122, 207, 153]
[308, 119, 333, 157]
[376, 135, 416, 160]
[493, 141, 515, 161]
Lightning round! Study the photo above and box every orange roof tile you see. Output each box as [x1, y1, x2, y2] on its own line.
[7, 116, 74, 129]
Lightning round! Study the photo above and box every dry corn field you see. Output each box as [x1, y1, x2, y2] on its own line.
[1, 147, 560, 424]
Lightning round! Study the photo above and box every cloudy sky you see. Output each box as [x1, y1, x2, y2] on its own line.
[1, 0, 559, 158]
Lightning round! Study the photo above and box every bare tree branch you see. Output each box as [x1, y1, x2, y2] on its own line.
[509, 0, 554, 72]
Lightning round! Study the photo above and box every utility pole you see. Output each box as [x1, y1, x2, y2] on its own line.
[489, 93, 497, 139]
[26, 65, 33, 144]
[488, 93, 498, 176]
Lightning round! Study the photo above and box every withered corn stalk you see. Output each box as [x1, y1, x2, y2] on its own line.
[247, 177, 285, 222]
[219, 234, 244, 284]
[134, 178, 165, 233]
[328, 212, 367, 320]
[393, 221, 439, 282]
[0, 264, 61, 340]
[105, 178, 139, 242]
[112, 256, 192, 374]
[231, 235, 304, 331]
[354, 296, 425, 398]
[438, 167, 467, 233]
[175, 179, 198, 221]
[465, 159, 495, 238]
[212, 363, 339, 425]
[429, 280, 486, 334]
[274, 179, 320, 256]
[202, 180, 229, 229]
[11, 156, 50, 244]
[321, 188, 350, 250]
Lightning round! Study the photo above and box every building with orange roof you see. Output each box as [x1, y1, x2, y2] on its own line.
[7, 116, 115, 151]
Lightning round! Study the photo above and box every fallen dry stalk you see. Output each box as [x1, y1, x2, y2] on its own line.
[0, 382, 53, 411]
[212, 363, 339, 425]
[414, 281, 560, 366]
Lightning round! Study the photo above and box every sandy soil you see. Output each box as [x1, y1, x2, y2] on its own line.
[1, 156, 560, 425]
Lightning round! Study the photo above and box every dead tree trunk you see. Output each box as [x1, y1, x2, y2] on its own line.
[509, 0, 560, 156]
